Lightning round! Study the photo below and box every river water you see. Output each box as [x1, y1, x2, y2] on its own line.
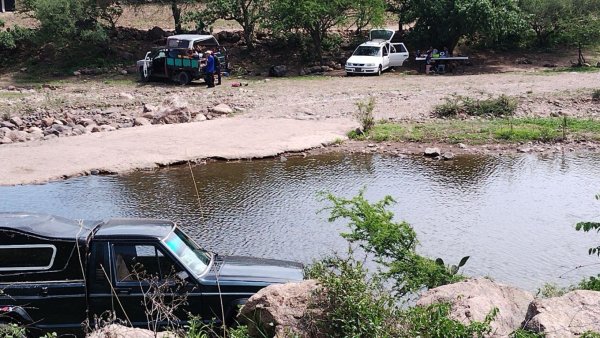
[2, 152, 600, 291]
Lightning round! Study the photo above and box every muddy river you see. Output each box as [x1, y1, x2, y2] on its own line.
[2, 153, 600, 291]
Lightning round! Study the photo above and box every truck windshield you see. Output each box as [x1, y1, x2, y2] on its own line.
[163, 228, 211, 277]
[353, 46, 380, 56]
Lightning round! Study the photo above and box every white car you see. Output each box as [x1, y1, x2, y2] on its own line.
[345, 29, 409, 76]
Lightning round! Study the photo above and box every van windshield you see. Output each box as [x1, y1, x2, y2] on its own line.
[163, 228, 211, 277]
[353, 46, 380, 56]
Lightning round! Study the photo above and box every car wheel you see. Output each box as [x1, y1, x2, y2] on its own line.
[139, 67, 150, 83]
[177, 71, 190, 86]
[377, 65, 382, 76]
[346, 72, 353, 77]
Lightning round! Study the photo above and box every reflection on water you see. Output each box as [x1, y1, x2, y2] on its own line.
[2, 152, 600, 291]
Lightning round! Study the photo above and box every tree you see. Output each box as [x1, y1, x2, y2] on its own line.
[390, 0, 523, 53]
[350, 0, 386, 34]
[269, 0, 353, 62]
[199, 0, 267, 49]
[519, 0, 571, 46]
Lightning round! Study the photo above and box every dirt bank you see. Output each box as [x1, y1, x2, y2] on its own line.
[0, 117, 355, 185]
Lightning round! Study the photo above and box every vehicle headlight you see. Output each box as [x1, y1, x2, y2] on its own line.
[366, 63, 375, 67]
[346, 63, 353, 67]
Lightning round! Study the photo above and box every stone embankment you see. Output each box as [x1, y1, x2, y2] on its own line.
[242, 278, 600, 338]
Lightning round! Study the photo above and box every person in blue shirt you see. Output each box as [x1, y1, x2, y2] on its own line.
[204, 50, 215, 88]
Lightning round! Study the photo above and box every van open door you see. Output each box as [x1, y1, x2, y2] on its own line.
[369, 29, 395, 42]
[389, 43, 409, 67]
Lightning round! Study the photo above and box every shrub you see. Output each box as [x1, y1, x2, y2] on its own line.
[322, 191, 468, 296]
[354, 97, 376, 132]
[399, 303, 496, 338]
[434, 94, 518, 118]
[306, 255, 400, 337]
[578, 274, 600, 291]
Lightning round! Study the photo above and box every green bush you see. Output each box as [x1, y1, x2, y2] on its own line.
[400, 303, 496, 338]
[323, 191, 468, 296]
[435, 95, 518, 118]
[578, 274, 600, 291]
[306, 255, 400, 337]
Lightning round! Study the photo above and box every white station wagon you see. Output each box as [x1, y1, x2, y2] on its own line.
[345, 29, 409, 76]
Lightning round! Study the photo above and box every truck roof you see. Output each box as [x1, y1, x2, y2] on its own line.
[0, 212, 98, 242]
[0, 213, 174, 242]
[93, 218, 174, 240]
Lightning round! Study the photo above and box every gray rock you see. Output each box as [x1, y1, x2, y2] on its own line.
[88, 324, 173, 338]
[6, 130, 27, 142]
[193, 114, 207, 122]
[119, 92, 135, 100]
[143, 103, 157, 113]
[134, 117, 152, 126]
[41, 117, 55, 127]
[152, 96, 192, 124]
[0, 137, 13, 144]
[0, 121, 16, 129]
[458, 143, 467, 149]
[210, 103, 234, 115]
[73, 71, 81, 76]
[417, 278, 534, 337]
[240, 280, 322, 338]
[91, 126, 101, 133]
[269, 65, 288, 77]
[43, 134, 58, 140]
[524, 290, 600, 337]
[6, 85, 16, 91]
[72, 125, 86, 135]
[100, 125, 116, 132]
[118, 122, 133, 129]
[78, 118, 95, 127]
[9, 116, 23, 127]
[27, 126, 43, 133]
[424, 147, 441, 157]
[441, 152, 455, 160]
[517, 147, 532, 153]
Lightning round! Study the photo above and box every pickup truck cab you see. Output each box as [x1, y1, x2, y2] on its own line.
[0, 213, 303, 336]
[137, 34, 228, 85]
[345, 29, 409, 76]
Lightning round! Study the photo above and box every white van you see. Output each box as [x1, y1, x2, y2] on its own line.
[345, 29, 409, 76]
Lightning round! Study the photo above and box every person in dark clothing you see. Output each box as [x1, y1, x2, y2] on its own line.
[214, 52, 222, 86]
[204, 51, 215, 88]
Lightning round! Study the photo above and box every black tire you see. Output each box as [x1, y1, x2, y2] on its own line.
[346, 72, 354, 77]
[177, 71, 190, 86]
[376, 65, 382, 76]
[139, 66, 150, 83]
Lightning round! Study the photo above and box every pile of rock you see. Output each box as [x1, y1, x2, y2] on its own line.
[241, 278, 600, 338]
[0, 95, 234, 145]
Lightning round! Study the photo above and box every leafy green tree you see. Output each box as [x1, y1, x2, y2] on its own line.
[350, 0, 386, 34]
[31, 0, 108, 45]
[269, 0, 353, 61]
[576, 194, 600, 255]
[519, 0, 571, 46]
[199, 0, 267, 49]
[390, 0, 523, 53]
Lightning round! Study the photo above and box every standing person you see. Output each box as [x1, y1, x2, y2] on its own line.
[204, 50, 215, 88]
[214, 49, 222, 86]
[425, 47, 434, 74]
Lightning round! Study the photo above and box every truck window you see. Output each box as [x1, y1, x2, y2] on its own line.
[112, 244, 180, 282]
[0, 244, 56, 271]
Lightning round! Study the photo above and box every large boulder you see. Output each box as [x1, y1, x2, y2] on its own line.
[239, 280, 322, 338]
[151, 96, 192, 124]
[417, 278, 534, 337]
[210, 103, 234, 115]
[523, 290, 600, 337]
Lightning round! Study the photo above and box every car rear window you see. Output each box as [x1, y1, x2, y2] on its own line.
[0, 244, 57, 271]
[167, 39, 190, 48]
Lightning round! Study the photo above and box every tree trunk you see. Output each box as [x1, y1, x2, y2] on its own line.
[243, 27, 254, 50]
[578, 42, 586, 66]
[310, 30, 323, 64]
[171, 1, 182, 34]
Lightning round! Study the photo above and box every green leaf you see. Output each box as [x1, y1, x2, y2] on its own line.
[458, 256, 470, 268]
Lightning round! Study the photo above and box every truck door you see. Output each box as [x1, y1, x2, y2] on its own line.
[104, 242, 202, 328]
[390, 43, 409, 67]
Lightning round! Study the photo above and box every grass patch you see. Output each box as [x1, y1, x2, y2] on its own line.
[349, 117, 600, 144]
[544, 66, 600, 73]
[434, 94, 518, 117]
[0, 92, 28, 99]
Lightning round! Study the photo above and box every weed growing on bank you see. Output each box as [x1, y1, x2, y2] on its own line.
[434, 94, 517, 118]
[354, 97, 376, 133]
[348, 117, 600, 143]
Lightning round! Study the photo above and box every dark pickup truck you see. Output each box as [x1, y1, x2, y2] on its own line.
[0, 213, 304, 336]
